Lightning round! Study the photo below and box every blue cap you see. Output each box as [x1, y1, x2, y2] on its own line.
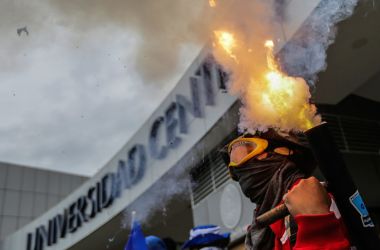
[145, 235, 167, 250]
[181, 225, 230, 249]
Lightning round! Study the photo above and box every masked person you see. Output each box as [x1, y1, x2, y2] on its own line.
[222, 130, 350, 250]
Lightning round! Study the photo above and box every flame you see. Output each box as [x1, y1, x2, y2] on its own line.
[261, 40, 316, 130]
[214, 31, 238, 63]
[209, 0, 216, 7]
[264, 40, 274, 48]
[212, 32, 320, 132]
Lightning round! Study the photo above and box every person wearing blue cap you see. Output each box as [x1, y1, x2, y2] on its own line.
[145, 235, 168, 250]
[182, 225, 230, 250]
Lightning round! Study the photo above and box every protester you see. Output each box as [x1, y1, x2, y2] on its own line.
[221, 129, 351, 250]
[182, 225, 230, 250]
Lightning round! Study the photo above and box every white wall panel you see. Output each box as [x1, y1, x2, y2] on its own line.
[6, 166, 22, 191]
[18, 217, 31, 228]
[0, 163, 86, 245]
[59, 175, 72, 196]
[3, 191, 20, 216]
[19, 192, 34, 218]
[0, 166, 7, 189]
[70, 176, 82, 191]
[0, 216, 18, 240]
[21, 168, 35, 192]
[0, 190, 4, 215]
[48, 172, 60, 195]
[33, 193, 46, 217]
[0, 217, 2, 239]
[35, 170, 48, 193]
[47, 194, 59, 208]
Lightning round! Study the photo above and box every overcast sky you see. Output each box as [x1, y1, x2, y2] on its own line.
[0, 1, 200, 176]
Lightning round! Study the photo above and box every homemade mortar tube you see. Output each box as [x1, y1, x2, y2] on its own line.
[305, 122, 380, 249]
[256, 182, 327, 228]
[255, 203, 289, 228]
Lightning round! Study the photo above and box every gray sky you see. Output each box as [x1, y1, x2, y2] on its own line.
[0, 1, 200, 176]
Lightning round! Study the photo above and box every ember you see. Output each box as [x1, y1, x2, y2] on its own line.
[213, 31, 238, 63]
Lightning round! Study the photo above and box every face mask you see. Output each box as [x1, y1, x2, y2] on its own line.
[230, 153, 289, 204]
[231, 146, 311, 250]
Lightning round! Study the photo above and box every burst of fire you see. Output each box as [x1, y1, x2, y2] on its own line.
[262, 40, 315, 130]
[209, 0, 216, 7]
[213, 30, 320, 132]
[214, 31, 238, 63]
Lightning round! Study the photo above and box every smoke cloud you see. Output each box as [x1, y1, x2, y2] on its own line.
[1, 0, 204, 84]
[279, 0, 359, 84]
[45, 0, 209, 83]
[208, 0, 359, 133]
[122, 166, 191, 228]
[208, 1, 318, 132]
[1, 0, 359, 91]
[1, 0, 281, 84]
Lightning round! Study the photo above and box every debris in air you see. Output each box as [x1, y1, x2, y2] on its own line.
[17, 27, 29, 36]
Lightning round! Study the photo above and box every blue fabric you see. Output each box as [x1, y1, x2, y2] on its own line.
[125, 221, 148, 250]
[181, 233, 230, 249]
[145, 235, 167, 250]
[192, 225, 218, 230]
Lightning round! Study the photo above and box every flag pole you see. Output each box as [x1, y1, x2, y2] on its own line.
[131, 210, 136, 229]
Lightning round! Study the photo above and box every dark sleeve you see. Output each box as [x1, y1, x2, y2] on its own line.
[293, 212, 350, 250]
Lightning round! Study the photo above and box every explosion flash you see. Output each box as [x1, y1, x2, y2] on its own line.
[209, 0, 217, 7]
[261, 40, 317, 130]
[213, 31, 321, 132]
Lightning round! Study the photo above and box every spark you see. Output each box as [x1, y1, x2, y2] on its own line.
[214, 30, 238, 63]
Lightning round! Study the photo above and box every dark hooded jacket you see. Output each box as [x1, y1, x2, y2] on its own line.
[223, 130, 314, 249]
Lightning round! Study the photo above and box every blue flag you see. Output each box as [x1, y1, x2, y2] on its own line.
[125, 221, 148, 250]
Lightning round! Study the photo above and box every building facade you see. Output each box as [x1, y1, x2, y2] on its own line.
[0, 162, 87, 241]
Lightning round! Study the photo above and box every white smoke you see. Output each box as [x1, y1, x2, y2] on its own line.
[122, 164, 192, 228]
[210, 0, 359, 133]
[120, 141, 215, 231]
[0, 0, 207, 84]
[279, 0, 359, 84]
[0, 0, 360, 85]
